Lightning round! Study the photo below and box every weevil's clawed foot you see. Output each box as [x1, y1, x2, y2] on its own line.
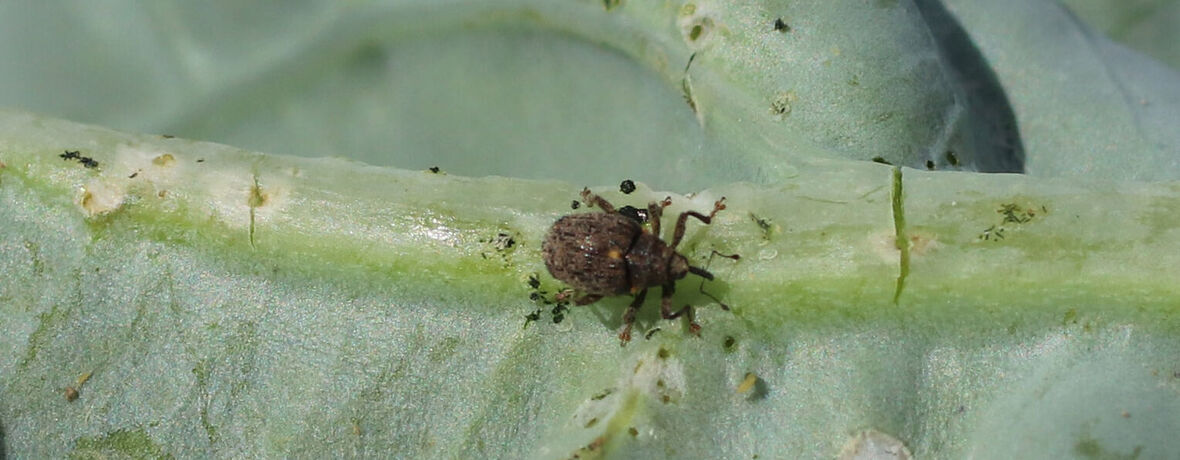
[688, 322, 702, 336]
[619, 325, 633, 346]
[713, 197, 727, 214]
[554, 288, 575, 302]
[660, 196, 673, 207]
[713, 250, 741, 261]
[580, 188, 594, 205]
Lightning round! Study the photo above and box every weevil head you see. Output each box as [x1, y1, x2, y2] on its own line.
[669, 253, 715, 281]
[669, 253, 691, 280]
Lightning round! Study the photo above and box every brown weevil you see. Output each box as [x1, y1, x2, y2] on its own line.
[542, 188, 728, 344]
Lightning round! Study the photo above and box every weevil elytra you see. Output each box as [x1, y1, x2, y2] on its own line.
[542, 188, 728, 344]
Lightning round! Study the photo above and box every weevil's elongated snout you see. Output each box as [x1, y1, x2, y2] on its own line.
[688, 266, 714, 281]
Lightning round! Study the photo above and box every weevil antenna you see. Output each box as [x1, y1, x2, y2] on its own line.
[688, 266, 714, 280]
[695, 250, 740, 310]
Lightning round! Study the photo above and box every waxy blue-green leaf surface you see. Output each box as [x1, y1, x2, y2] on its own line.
[1, 1, 1179, 459]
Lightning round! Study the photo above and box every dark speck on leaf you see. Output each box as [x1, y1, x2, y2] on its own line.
[59, 150, 99, 168]
[493, 232, 515, 250]
[619, 179, 636, 194]
[773, 18, 790, 32]
[591, 388, 614, 400]
[571, 200, 581, 210]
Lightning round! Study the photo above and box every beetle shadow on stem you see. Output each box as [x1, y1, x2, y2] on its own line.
[688, 278, 734, 311]
[580, 280, 735, 338]
[584, 297, 630, 329]
[684, 245, 740, 311]
[579, 294, 662, 337]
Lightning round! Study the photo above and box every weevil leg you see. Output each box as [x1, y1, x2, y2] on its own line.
[580, 188, 616, 213]
[670, 197, 727, 248]
[619, 289, 647, 345]
[574, 294, 603, 306]
[647, 196, 672, 236]
[659, 282, 701, 335]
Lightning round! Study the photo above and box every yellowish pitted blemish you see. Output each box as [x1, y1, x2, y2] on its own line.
[248, 181, 268, 208]
[571, 351, 686, 435]
[572, 388, 619, 430]
[689, 18, 711, 41]
[770, 91, 797, 120]
[677, 3, 722, 49]
[79, 179, 125, 216]
[566, 436, 607, 460]
[629, 350, 685, 404]
[248, 177, 267, 248]
[872, 231, 939, 259]
[736, 372, 757, 394]
[251, 181, 287, 218]
[644, 41, 670, 74]
[906, 231, 939, 257]
[151, 153, 176, 167]
[607, 249, 622, 260]
[838, 429, 912, 460]
[114, 144, 183, 189]
[200, 171, 289, 229]
[869, 231, 902, 263]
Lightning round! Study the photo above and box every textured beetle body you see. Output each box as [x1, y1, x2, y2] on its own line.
[543, 213, 684, 296]
[541, 188, 728, 344]
[543, 213, 638, 296]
